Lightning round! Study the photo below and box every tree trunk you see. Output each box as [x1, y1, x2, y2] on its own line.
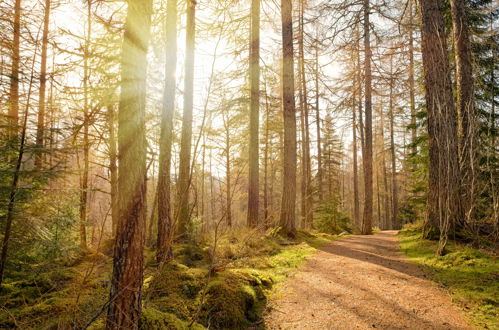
[8, 0, 21, 137]
[298, 0, 313, 229]
[352, 76, 360, 229]
[408, 0, 417, 155]
[106, 0, 151, 327]
[263, 82, 271, 223]
[315, 41, 323, 202]
[35, 0, 50, 168]
[450, 0, 476, 225]
[279, 0, 297, 237]
[108, 105, 118, 238]
[389, 55, 399, 229]
[176, 0, 196, 239]
[247, 0, 260, 228]
[361, 0, 373, 235]
[157, 0, 177, 263]
[79, 0, 92, 250]
[419, 0, 461, 255]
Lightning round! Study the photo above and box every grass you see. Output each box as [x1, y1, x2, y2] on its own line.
[0, 229, 338, 329]
[398, 226, 499, 329]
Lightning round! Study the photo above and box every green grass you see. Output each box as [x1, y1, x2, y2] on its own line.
[0, 229, 338, 329]
[398, 226, 499, 329]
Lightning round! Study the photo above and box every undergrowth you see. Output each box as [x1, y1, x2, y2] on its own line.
[399, 225, 499, 329]
[0, 229, 337, 329]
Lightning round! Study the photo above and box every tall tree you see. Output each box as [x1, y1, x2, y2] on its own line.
[157, 0, 177, 263]
[388, 54, 398, 229]
[419, 0, 461, 255]
[450, 0, 476, 223]
[247, 0, 260, 228]
[35, 0, 51, 168]
[8, 0, 21, 137]
[361, 0, 373, 235]
[279, 0, 297, 236]
[106, 0, 152, 327]
[176, 0, 196, 239]
[79, 0, 92, 251]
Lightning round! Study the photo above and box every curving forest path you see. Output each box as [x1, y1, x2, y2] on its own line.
[264, 231, 472, 329]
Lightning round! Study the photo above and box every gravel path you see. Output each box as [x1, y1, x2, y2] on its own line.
[264, 231, 472, 329]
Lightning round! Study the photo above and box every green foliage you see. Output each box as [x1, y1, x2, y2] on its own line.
[140, 308, 204, 330]
[399, 226, 499, 328]
[314, 197, 351, 234]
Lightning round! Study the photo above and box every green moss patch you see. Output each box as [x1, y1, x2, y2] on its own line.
[399, 226, 499, 329]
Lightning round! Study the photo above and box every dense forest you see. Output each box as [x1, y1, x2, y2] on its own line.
[0, 0, 497, 329]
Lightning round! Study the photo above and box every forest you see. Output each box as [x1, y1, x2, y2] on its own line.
[0, 0, 497, 329]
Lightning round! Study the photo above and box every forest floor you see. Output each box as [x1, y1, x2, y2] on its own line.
[264, 231, 473, 329]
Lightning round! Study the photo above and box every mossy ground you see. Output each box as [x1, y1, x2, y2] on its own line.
[398, 225, 499, 329]
[0, 229, 337, 329]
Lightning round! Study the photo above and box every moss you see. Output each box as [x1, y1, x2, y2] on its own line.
[140, 307, 204, 330]
[399, 227, 499, 329]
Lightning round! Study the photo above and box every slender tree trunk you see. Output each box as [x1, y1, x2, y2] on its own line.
[108, 105, 118, 238]
[279, 0, 297, 237]
[225, 117, 232, 227]
[380, 106, 391, 229]
[157, 0, 177, 263]
[419, 0, 461, 255]
[8, 0, 21, 137]
[389, 55, 399, 229]
[247, 0, 260, 228]
[361, 0, 373, 235]
[352, 78, 360, 229]
[79, 1, 92, 250]
[450, 0, 476, 225]
[0, 49, 37, 285]
[35, 0, 50, 168]
[315, 42, 323, 202]
[298, 0, 313, 228]
[263, 82, 271, 222]
[408, 0, 417, 155]
[176, 0, 196, 239]
[106, 0, 151, 327]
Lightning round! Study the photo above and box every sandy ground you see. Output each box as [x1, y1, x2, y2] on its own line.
[264, 231, 472, 329]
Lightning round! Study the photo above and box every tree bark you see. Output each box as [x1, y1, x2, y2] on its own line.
[157, 0, 177, 264]
[8, 0, 21, 137]
[35, 0, 50, 168]
[450, 0, 476, 224]
[247, 0, 260, 228]
[419, 0, 461, 255]
[79, 0, 92, 251]
[352, 73, 360, 229]
[361, 0, 373, 235]
[108, 105, 118, 238]
[176, 0, 196, 239]
[314, 41, 323, 202]
[388, 55, 399, 229]
[106, 0, 151, 327]
[279, 0, 297, 237]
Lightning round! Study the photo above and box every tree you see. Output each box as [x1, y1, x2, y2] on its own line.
[8, 0, 21, 138]
[450, 0, 477, 223]
[35, 0, 50, 168]
[247, 0, 260, 228]
[157, 0, 177, 263]
[361, 0, 373, 235]
[279, 0, 297, 237]
[106, 0, 152, 327]
[419, 0, 461, 255]
[176, 0, 196, 239]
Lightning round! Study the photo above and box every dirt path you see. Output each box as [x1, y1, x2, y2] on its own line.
[264, 231, 472, 329]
